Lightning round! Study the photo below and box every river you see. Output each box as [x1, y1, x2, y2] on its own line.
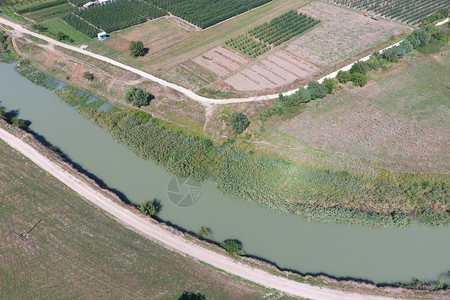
[1, 62, 449, 283]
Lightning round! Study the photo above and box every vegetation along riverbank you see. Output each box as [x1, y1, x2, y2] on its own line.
[1, 23, 449, 228]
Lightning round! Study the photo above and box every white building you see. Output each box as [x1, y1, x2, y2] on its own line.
[97, 31, 107, 40]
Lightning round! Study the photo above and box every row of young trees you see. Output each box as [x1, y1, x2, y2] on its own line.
[75, 0, 166, 32]
[148, 0, 273, 29]
[224, 34, 269, 58]
[331, 0, 449, 25]
[249, 11, 320, 46]
[15, 0, 66, 14]
[225, 10, 319, 58]
[61, 13, 99, 38]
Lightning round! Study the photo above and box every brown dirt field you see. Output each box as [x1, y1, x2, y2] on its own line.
[287, 1, 410, 67]
[192, 46, 251, 77]
[224, 50, 321, 92]
[87, 0, 310, 73]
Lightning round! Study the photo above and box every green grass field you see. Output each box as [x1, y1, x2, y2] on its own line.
[264, 50, 450, 175]
[41, 18, 92, 44]
[0, 130, 269, 299]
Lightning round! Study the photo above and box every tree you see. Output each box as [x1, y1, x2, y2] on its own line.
[178, 292, 206, 300]
[336, 70, 351, 84]
[351, 72, 368, 87]
[83, 71, 94, 81]
[349, 61, 369, 75]
[229, 112, 249, 134]
[307, 81, 327, 100]
[129, 41, 146, 57]
[124, 86, 152, 107]
[220, 239, 242, 254]
[197, 226, 212, 237]
[0, 105, 6, 120]
[296, 88, 311, 103]
[322, 78, 334, 94]
[139, 199, 160, 217]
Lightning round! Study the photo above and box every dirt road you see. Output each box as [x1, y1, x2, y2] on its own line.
[0, 127, 396, 299]
[1, 16, 447, 106]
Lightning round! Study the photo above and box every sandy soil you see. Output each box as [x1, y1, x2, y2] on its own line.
[193, 46, 251, 77]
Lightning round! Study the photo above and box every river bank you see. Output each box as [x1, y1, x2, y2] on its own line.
[1, 33, 450, 284]
[1, 120, 448, 299]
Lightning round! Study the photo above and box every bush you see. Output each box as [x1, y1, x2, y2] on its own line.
[178, 292, 206, 300]
[129, 41, 146, 57]
[229, 112, 249, 134]
[349, 61, 369, 75]
[139, 199, 160, 217]
[296, 88, 311, 103]
[83, 72, 94, 81]
[322, 78, 334, 94]
[336, 70, 351, 84]
[220, 239, 242, 254]
[351, 72, 368, 87]
[307, 81, 327, 99]
[124, 86, 152, 107]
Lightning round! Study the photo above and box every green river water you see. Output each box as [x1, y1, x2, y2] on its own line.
[1, 63, 449, 283]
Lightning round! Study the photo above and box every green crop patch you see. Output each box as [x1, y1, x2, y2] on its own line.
[75, 0, 166, 33]
[225, 10, 319, 58]
[148, 0, 273, 29]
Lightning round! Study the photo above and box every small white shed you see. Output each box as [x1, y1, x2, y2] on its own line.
[97, 31, 107, 40]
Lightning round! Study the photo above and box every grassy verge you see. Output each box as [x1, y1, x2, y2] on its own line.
[25, 33, 48, 44]
[40, 18, 92, 44]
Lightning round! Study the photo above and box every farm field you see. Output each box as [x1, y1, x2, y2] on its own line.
[329, 0, 450, 25]
[204, 1, 410, 94]
[261, 51, 450, 174]
[148, 0, 273, 29]
[0, 132, 267, 299]
[40, 18, 92, 43]
[86, 0, 310, 82]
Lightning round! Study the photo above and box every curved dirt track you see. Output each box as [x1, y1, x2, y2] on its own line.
[2, 16, 447, 106]
[0, 127, 395, 300]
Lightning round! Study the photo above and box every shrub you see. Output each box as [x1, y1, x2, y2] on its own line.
[307, 81, 327, 99]
[296, 88, 311, 103]
[139, 199, 160, 217]
[129, 40, 146, 57]
[83, 72, 94, 81]
[229, 112, 249, 134]
[349, 61, 369, 75]
[124, 86, 152, 107]
[351, 72, 368, 87]
[323, 78, 335, 94]
[336, 70, 351, 84]
[220, 239, 242, 254]
[178, 292, 206, 300]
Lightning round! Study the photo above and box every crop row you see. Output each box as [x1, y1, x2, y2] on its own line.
[225, 10, 319, 58]
[61, 13, 99, 38]
[225, 34, 269, 58]
[15, 0, 66, 14]
[148, 0, 273, 29]
[75, 0, 166, 32]
[330, 0, 450, 25]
